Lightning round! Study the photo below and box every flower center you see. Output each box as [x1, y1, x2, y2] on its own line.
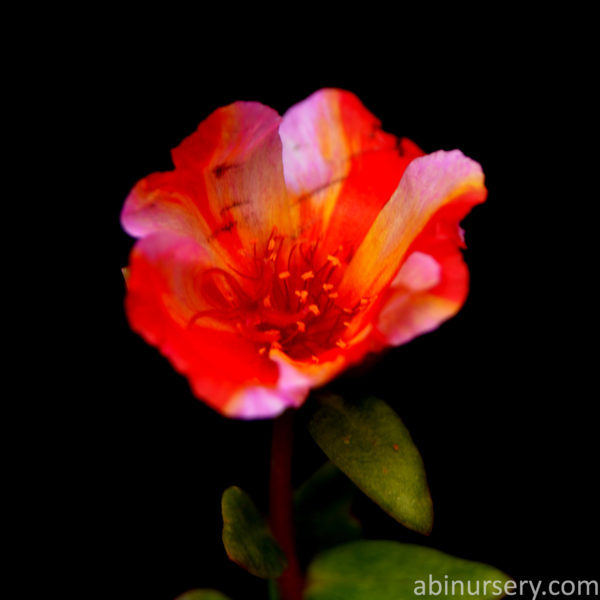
[192, 230, 374, 362]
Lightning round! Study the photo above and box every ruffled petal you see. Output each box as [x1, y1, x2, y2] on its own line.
[122, 102, 295, 267]
[279, 89, 424, 260]
[374, 187, 485, 346]
[339, 150, 486, 304]
[374, 250, 461, 346]
[121, 170, 214, 242]
[225, 350, 346, 419]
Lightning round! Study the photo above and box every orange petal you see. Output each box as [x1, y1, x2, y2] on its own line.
[173, 101, 297, 250]
[224, 350, 343, 418]
[374, 251, 458, 346]
[279, 88, 424, 258]
[372, 175, 487, 347]
[121, 170, 213, 243]
[339, 150, 486, 302]
[124, 233, 283, 416]
[122, 102, 296, 266]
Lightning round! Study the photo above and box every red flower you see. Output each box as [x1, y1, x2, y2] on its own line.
[121, 89, 486, 418]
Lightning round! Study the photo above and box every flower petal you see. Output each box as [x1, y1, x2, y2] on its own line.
[125, 233, 283, 416]
[279, 89, 423, 259]
[122, 102, 295, 265]
[121, 170, 213, 242]
[225, 351, 344, 419]
[339, 150, 486, 303]
[374, 250, 460, 346]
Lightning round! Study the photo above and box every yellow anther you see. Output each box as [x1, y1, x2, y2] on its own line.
[342, 307, 353, 314]
[258, 347, 267, 355]
[267, 238, 275, 252]
[322, 283, 334, 291]
[294, 290, 308, 302]
[296, 321, 306, 332]
[360, 297, 369, 305]
[268, 252, 277, 262]
[327, 292, 339, 299]
[301, 270, 315, 280]
[308, 304, 320, 316]
[327, 255, 341, 267]
[271, 341, 282, 350]
[311, 355, 320, 363]
[335, 339, 347, 349]
[343, 321, 351, 327]
[278, 271, 291, 279]
[263, 295, 272, 308]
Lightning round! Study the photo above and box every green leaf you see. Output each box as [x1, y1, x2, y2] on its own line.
[294, 462, 361, 555]
[221, 486, 288, 579]
[175, 591, 232, 600]
[304, 540, 512, 600]
[307, 395, 433, 534]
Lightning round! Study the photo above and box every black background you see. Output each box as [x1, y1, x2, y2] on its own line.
[63, 18, 596, 600]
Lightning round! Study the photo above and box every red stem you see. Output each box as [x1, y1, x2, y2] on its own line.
[269, 409, 304, 600]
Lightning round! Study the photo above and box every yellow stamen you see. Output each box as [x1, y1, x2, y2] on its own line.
[311, 355, 320, 363]
[296, 321, 306, 332]
[343, 321, 351, 327]
[327, 255, 341, 267]
[258, 347, 267, 355]
[301, 270, 315, 280]
[322, 283, 334, 291]
[335, 339, 347, 348]
[342, 307, 353, 314]
[360, 297, 369, 305]
[271, 341, 282, 350]
[328, 292, 339, 299]
[308, 304, 320, 316]
[267, 238, 275, 252]
[295, 290, 308, 302]
[268, 252, 277, 262]
[278, 271, 291, 279]
[263, 295, 272, 308]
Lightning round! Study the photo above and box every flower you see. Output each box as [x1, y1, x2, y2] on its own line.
[121, 89, 486, 419]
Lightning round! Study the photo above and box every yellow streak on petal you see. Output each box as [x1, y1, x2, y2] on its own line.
[339, 151, 485, 302]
